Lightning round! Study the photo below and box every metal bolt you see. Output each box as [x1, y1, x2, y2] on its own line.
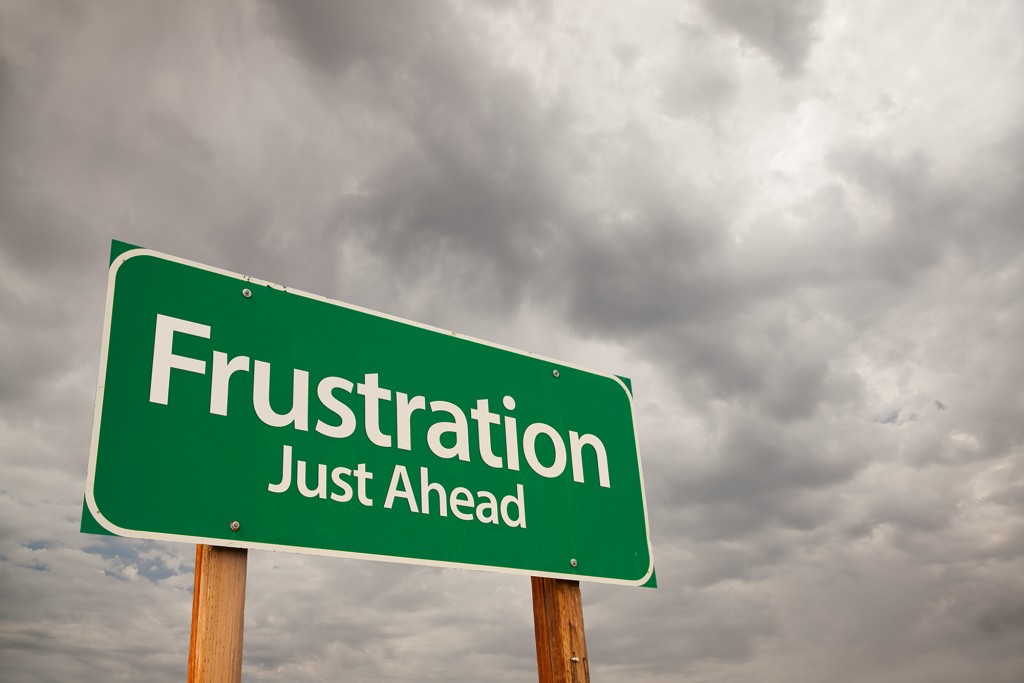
[242, 288, 252, 298]
[553, 369, 560, 378]
[229, 521, 241, 532]
[570, 558, 577, 567]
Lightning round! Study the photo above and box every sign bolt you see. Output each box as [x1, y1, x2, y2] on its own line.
[570, 558, 577, 567]
[242, 288, 252, 298]
[553, 369, 560, 378]
[229, 520, 241, 532]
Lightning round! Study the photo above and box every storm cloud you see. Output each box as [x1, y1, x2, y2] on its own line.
[2, 1, 1023, 681]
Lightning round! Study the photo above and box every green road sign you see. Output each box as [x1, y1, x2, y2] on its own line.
[84, 242, 654, 586]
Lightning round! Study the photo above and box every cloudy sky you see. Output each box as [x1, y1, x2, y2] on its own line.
[3, 1, 1024, 681]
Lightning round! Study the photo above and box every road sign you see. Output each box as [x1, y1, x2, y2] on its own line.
[84, 242, 654, 586]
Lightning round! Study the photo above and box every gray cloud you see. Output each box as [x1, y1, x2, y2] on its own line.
[261, 1, 433, 76]
[2, 1, 1024, 682]
[701, 0, 826, 75]
[660, 23, 738, 119]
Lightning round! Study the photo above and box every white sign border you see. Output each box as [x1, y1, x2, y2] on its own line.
[85, 245, 655, 587]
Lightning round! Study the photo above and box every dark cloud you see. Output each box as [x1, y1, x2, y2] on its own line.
[2, 1, 1024, 682]
[261, 1, 433, 76]
[701, 0, 825, 75]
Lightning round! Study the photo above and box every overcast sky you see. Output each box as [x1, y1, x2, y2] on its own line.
[2, 1, 1024, 681]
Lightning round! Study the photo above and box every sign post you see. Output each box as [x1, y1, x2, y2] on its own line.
[188, 545, 247, 683]
[532, 577, 590, 683]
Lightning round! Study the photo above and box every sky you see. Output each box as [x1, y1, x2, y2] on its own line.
[2, 1, 1023, 681]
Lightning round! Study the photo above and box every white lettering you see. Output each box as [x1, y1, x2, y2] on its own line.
[420, 467, 448, 517]
[330, 466, 354, 502]
[149, 314, 210, 405]
[503, 396, 520, 471]
[470, 399, 503, 468]
[384, 464, 417, 512]
[354, 462, 374, 506]
[357, 373, 393, 448]
[427, 401, 470, 461]
[396, 392, 426, 451]
[523, 422, 566, 479]
[501, 485, 526, 528]
[253, 360, 309, 430]
[450, 487, 474, 521]
[297, 460, 327, 499]
[268, 444, 293, 493]
[475, 490, 498, 524]
[210, 352, 250, 416]
[570, 431, 610, 488]
[315, 376, 356, 438]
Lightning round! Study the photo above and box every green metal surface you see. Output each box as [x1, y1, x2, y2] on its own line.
[84, 244, 654, 585]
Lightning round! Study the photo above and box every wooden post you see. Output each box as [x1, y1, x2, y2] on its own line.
[188, 544, 248, 683]
[532, 577, 590, 683]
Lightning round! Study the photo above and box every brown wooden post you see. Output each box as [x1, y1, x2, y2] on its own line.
[188, 544, 248, 683]
[532, 577, 590, 683]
